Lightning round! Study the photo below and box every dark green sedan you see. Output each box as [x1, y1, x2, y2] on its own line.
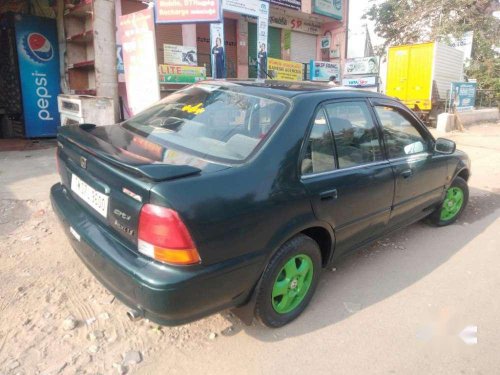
[51, 80, 470, 327]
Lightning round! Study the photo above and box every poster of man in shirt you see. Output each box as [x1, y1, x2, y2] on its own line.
[210, 23, 226, 79]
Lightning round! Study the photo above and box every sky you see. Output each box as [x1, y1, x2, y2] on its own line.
[347, 0, 384, 58]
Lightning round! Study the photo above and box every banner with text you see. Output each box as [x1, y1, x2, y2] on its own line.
[342, 76, 377, 88]
[223, 0, 260, 17]
[155, 0, 221, 23]
[450, 82, 476, 112]
[159, 65, 206, 84]
[257, 1, 270, 79]
[163, 44, 198, 66]
[268, 58, 303, 81]
[210, 22, 226, 78]
[271, 0, 301, 11]
[310, 60, 340, 81]
[119, 8, 160, 115]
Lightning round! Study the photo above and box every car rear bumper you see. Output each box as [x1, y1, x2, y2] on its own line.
[50, 183, 263, 325]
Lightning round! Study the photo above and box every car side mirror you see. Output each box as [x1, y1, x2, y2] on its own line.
[434, 138, 456, 154]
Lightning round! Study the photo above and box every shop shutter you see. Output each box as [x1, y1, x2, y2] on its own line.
[248, 24, 281, 78]
[290, 31, 317, 79]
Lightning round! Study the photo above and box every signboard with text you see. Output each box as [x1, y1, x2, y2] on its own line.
[271, 0, 301, 11]
[342, 76, 377, 88]
[223, 0, 260, 17]
[344, 57, 379, 75]
[313, 0, 342, 20]
[15, 15, 60, 137]
[450, 82, 476, 112]
[268, 58, 303, 81]
[310, 60, 340, 81]
[155, 0, 221, 23]
[163, 44, 198, 66]
[119, 8, 160, 115]
[159, 64, 206, 84]
[267, 14, 321, 35]
[257, 1, 270, 79]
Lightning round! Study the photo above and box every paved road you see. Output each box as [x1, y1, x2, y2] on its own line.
[0, 123, 498, 374]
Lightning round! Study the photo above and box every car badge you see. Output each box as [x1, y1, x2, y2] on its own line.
[80, 156, 87, 169]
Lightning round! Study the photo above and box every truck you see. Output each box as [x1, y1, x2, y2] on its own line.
[385, 42, 464, 123]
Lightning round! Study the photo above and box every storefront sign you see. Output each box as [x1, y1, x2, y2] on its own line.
[159, 65, 206, 84]
[342, 76, 377, 88]
[313, 0, 343, 20]
[257, 1, 270, 79]
[163, 44, 198, 66]
[14, 14, 60, 137]
[223, 0, 260, 17]
[270, 0, 302, 11]
[344, 57, 379, 75]
[268, 58, 303, 81]
[310, 60, 340, 81]
[210, 23, 226, 78]
[119, 8, 160, 115]
[268, 14, 322, 35]
[155, 0, 221, 23]
[450, 82, 476, 111]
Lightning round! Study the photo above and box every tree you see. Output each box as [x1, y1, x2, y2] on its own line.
[364, 0, 500, 95]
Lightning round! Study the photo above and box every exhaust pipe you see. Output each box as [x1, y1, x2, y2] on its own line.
[126, 309, 143, 322]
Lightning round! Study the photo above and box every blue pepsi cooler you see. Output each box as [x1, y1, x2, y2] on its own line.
[15, 14, 60, 138]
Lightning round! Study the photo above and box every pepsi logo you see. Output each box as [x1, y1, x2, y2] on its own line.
[22, 33, 54, 63]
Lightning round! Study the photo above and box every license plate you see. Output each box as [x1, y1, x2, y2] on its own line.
[71, 174, 109, 218]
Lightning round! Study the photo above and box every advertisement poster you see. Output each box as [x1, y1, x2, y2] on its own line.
[210, 23, 225, 78]
[268, 14, 321, 35]
[257, 0, 270, 79]
[450, 82, 476, 112]
[310, 60, 340, 81]
[163, 44, 198, 66]
[15, 14, 60, 138]
[344, 57, 379, 75]
[223, 0, 260, 17]
[313, 0, 343, 20]
[119, 8, 160, 115]
[268, 58, 303, 81]
[342, 76, 377, 88]
[155, 0, 221, 23]
[159, 65, 206, 84]
[270, 0, 301, 11]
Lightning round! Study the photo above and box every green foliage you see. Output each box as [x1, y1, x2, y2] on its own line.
[364, 0, 500, 94]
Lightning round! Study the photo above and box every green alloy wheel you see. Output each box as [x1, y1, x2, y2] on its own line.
[255, 234, 322, 328]
[429, 176, 469, 226]
[440, 187, 464, 221]
[272, 254, 314, 314]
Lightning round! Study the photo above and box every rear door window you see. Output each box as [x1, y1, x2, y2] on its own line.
[122, 84, 288, 163]
[324, 102, 383, 168]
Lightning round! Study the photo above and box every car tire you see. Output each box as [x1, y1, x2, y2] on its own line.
[429, 176, 469, 226]
[255, 234, 322, 328]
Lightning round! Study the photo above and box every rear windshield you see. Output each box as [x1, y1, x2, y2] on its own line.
[121, 84, 288, 163]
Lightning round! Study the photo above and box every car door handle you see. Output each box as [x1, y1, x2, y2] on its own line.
[401, 169, 413, 178]
[320, 189, 338, 201]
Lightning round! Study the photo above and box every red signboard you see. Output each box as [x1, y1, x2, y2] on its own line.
[155, 0, 222, 24]
[119, 8, 160, 115]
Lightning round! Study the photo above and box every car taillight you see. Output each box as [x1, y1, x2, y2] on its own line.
[138, 204, 200, 265]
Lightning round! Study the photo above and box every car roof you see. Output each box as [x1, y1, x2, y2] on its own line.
[198, 79, 391, 101]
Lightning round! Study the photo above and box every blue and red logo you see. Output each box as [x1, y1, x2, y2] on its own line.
[22, 33, 54, 63]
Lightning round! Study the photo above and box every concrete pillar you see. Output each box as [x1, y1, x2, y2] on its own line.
[93, 0, 119, 121]
[237, 17, 248, 78]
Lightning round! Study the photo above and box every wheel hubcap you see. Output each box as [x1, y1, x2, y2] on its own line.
[440, 186, 464, 221]
[272, 254, 314, 314]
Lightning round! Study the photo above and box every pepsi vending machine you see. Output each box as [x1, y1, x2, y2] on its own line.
[15, 14, 60, 137]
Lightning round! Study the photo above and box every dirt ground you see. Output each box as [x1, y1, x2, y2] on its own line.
[1, 122, 499, 375]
